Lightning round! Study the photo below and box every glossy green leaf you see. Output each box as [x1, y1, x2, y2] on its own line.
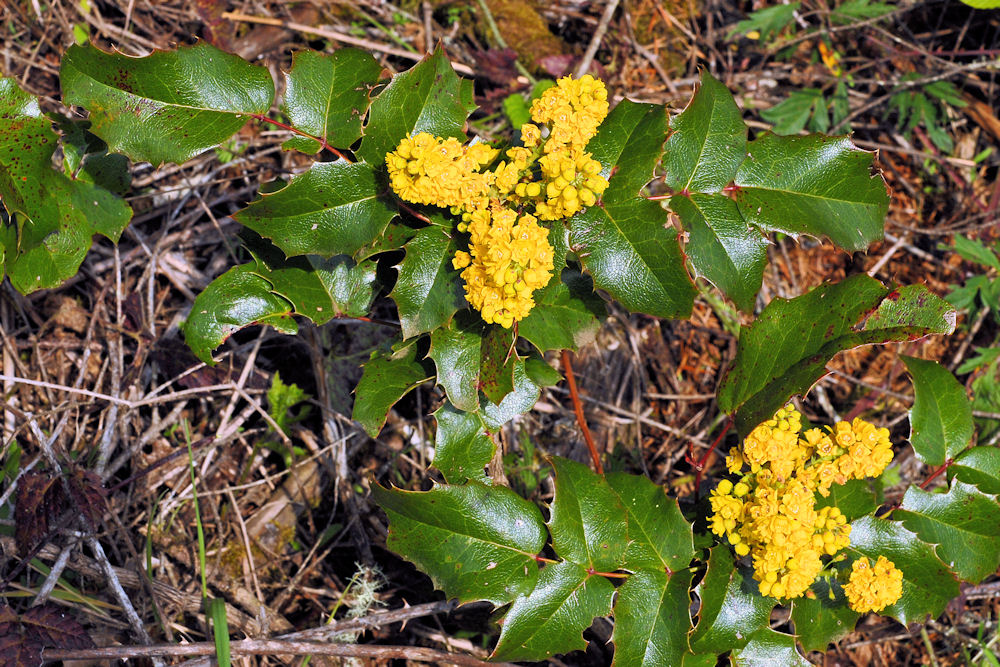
[612, 569, 693, 667]
[428, 315, 482, 412]
[182, 265, 298, 363]
[60, 42, 274, 165]
[480, 325, 516, 405]
[480, 358, 541, 431]
[663, 70, 748, 194]
[373, 480, 545, 606]
[391, 226, 466, 339]
[280, 49, 381, 153]
[895, 480, 1000, 583]
[690, 547, 774, 653]
[734, 133, 889, 252]
[548, 457, 627, 571]
[606, 471, 694, 573]
[760, 89, 828, 136]
[718, 275, 956, 435]
[0, 78, 132, 294]
[847, 515, 959, 625]
[814, 479, 878, 521]
[671, 193, 767, 312]
[492, 560, 615, 662]
[432, 403, 493, 484]
[50, 114, 131, 195]
[234, 160, 396, 259]
[902, 355, 973, 466]
[356, 48, 475, 165]
[949, 446, 1000, 495]
[570, 101, 696, 319]
[730, 629, 811, 666]
[518, 269, 605, 353]
[353, 342, 433, 436]
[789, 578, 859, 653]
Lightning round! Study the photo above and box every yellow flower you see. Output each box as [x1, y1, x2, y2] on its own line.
[530, 74, 609, 151]
[386, 133, 497, 210]
[458, 204, 554, 328]
[845, 556, 903, 613]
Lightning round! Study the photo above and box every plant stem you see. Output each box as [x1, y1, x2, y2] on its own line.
[561, 349, 603, 475]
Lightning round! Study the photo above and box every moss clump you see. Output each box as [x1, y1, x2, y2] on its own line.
[485, 0, 566, 72]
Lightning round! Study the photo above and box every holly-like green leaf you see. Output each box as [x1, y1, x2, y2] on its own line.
[548, 457, 628, 571]
[492, 560, 615, 662]
[847, 515, 959, 625]
[0, 78, 132, 294]
[663, 70, 748, 194]
[519, 268, 605, 353]
[671, 193, 767, 312]
[902, 355, 973, 466]
[734, 133, 889, 251]
[428, 315, 482, 412]
[50, 114, 131, 195]
[690, 547, 773, 653]
[570, 101, 696, 319]
[60, 42, 274, 166]
[391, 226, 466, 340]
[374, 480, 546, 605]
[480, 325, 516, 405]
[356, 48, 475, 165]
[731, 629, 812, 666]
[432, 403, 494, 484]
[181, 265, 299, 363]
[234, 160, 396, 259]
[606, 471, 694, 573]
[353, 342, 433, 436]
[612, 569, 693, 667]
[718, 275, 957, 435]
[815, 479, 878, 521]
[895, 480, 1000, 583]
[949, 446, 1000, 495]
[280, 49, 382, 153]
[480, 358, 541, 431]
[790, 578, 860, 653]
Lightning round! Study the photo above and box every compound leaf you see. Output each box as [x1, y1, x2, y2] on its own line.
[60, 42, 273, 166]
[391, 225, 466, 340]
[548, 457, 627, 571]
[432, 403, 494, 484]
[0, 78, 131, 294]
[663, 70, 748, 194]
[281, 49, 382, 153]
[356, 47, 475, 165]
[789, 578, 860, 653]
[182, 264, 298, 363]
[734, 133, 889, 252]
[949, 446, 1000, 495]
[611, 569, 693, 667]
[374, 480, 546, 606]
[718, 275, 956, 435]
[690, 547, 774, 653]
[606, 471, 694, 573]
[234, 160, 396, 259]
[731, 628, 811, 667]
[895, 480, 1000, 583]
[847, 515, 959, 625]
[492, 560, 615, 662]
[671, 193, 767, 312]
[353, 342, 433, 437]
[570, 101, 695, 319]
[902, 355, 973, 466]
[428, 315, 483, 412]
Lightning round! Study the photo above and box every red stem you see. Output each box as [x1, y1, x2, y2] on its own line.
[919, 459, 953, 490]
[561, 349, 603, 475]
[692, 417, 734, 492]
[250, 113, 351, 162]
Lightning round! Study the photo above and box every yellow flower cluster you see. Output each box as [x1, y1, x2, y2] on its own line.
[844, 555, 904, 613]
[711, 406, 900, 606]
[452, 205, 554, 328]
[385, 75, 613, 327]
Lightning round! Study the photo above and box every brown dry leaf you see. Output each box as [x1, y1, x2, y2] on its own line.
[0, 604, 93, 667]
[64, 468, 107, 529]
[14, 473, 67, 557]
